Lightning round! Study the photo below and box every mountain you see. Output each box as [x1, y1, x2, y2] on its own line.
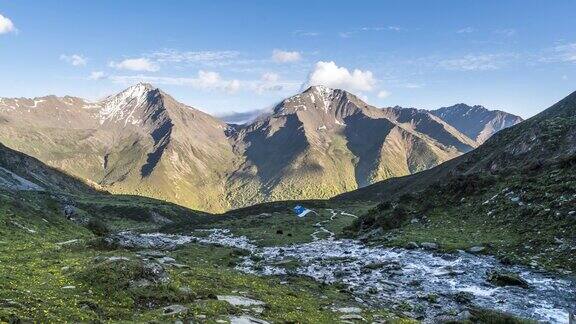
[0, 142, 96, 194]
[430, 103, 523, 144]
[0, 84, 510, 212]
[0, 83, 237, 212]
[226, 86, 477, 206]
[339, 90, 576, 272]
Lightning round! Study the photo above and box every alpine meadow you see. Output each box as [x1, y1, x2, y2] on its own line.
[0, 1, 575, 323]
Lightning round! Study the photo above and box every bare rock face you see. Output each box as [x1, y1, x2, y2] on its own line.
[431, 103, 523, 144]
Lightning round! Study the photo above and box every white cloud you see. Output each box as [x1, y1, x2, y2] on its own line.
[293, 30, 320, 37]
[457, 27, 475, 34]
[339, 32, 353, 38]
[439, 54, 515, 71]
[272, 49, 301, 63]
[88, 71, 106, 80]
[494, 29, 516, 37]
[305, 61, 377, 92]
[150, 49, 240, 65]
[545, 43, 576, 63]
[261, 72, 279, 83]
[252, 72, 285, 93]
[109, 58, 159, 72]
[110, 70, 239, 93]
[377, 90, 390, 99]
[225, 79, 241, 94]
[0, 14, 16, 34]
[60, 54, 87, 67]
[360, 26, 403, 32]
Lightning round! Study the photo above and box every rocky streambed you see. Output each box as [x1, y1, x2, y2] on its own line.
[108, 229, 576, 323]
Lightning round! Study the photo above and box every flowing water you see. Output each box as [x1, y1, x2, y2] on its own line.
[111, 212, 576, 323]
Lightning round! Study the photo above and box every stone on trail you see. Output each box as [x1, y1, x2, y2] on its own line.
[162, 304, 188, 316]
[217, 295, 266, 307]
[229, 315, 270, 324]
[339, 314, 365, 321]
[335, 307, 362, 313]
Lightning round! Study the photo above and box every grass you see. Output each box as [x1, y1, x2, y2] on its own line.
[347, 161, 576, 273]
[0, 189, 411, 323]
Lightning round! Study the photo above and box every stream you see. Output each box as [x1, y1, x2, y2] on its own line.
[109, 211, 576, 323]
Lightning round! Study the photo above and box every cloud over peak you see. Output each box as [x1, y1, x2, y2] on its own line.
[304, 61, 376, 92]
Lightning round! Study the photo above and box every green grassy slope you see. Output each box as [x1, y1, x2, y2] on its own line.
[341, 90, 576, 273]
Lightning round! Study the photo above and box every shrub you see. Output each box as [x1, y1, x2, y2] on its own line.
[86, 218, 111, 237]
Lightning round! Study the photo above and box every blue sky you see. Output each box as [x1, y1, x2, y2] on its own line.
[1, 1, 575, 119]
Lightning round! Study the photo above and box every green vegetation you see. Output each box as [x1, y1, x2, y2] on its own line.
[0, 190, 411, 323]
[347, 159, 576, 273]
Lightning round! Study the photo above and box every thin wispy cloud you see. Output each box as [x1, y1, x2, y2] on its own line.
[360, 26, 403, 32]
[293, 30, 320, 37]
[494, 28, 517, 37]
[272, 49, 302, 63]
[541, 42, 576, 63]
[456, 27, 475, 34]
[149, 49, 241, 66]
[110, 71, 240, 93]
[218, 108, 272, 124]
[377, 90, 390, 99]
[0, 14, 16, 34]
[109, 58, 159, 72]
[438, 53, 518, 71]
[60, 54, 87, 67]
[88, 71, 106, 80]
[340, 26, 404, 38]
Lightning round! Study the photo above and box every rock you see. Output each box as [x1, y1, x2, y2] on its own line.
[63, 204, 80, 219]
[421, 242, 438, 250]
[156, 256, 177, 264]
[453, 291, 474, 304]
[335, 307, 362, 313]
[178, 287, 193, 295]
[162, 304, 188, 316]
[217, 295, 265, 307]
[339, 314, 365, 321]
[405, 242, 419, 249]
[150, 211, 173, 225]
[487, 271, 529, 288]
[137, 250, 167, 258]
[357, 227, 384, 241]
[229, 315, 270, 324]
[61, 286, 76, 289]
[469, 246, 486, 253]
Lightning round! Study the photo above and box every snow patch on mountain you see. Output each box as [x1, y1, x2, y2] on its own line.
[98, 83, 155, 125]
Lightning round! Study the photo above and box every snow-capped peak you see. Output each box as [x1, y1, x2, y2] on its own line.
[98, 83, 158, 125]
[308, 85, 337, 112]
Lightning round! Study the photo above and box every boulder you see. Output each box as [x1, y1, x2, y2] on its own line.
[487, 270, 529, 288]
[469, 246, 486, 253]
[404, 242, 419, 250]
[162, 304, 188, 316]
[421, 242, 438, 250]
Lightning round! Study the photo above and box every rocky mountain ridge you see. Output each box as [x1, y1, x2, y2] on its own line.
[0, 83, 522, 212]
